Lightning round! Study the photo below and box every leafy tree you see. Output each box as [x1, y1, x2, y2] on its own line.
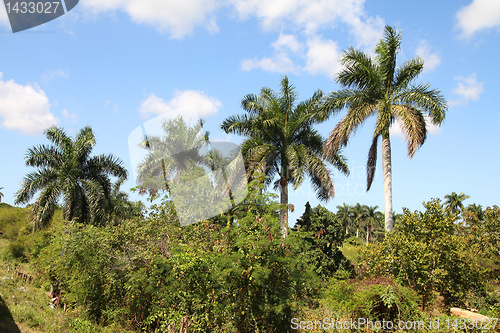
[294, 201, 313, 229]
[15, 126, 127, 231]
[294, 203, 350, 279]
[364, 199, 483, 309]
[461, 205, 500, 280]
[321, 26, 447, 232]
[222, 76, 349, 237]
[444, 191, 470, 215]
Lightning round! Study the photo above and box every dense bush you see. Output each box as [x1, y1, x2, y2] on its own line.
[294, 203, 352, 279]
[36, 186, 319, 332]
[363, 199, 484, 309]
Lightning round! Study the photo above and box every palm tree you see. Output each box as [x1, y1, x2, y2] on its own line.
[444, 192, 470, 215]
[108, 177, 138, 224]
[351, 203, 367, 238]
[0, 187, 4, 203]
[137, 116, 208, 198]
[362, 205, 383, 245]
[321, 26, 447, 232]
[15, 126, 127, 231]
[222, 76, 349, 237]
[336, 203, 352, 235]
[464, 203, 484, 225]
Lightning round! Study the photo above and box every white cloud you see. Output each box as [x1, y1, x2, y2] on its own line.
[81, 0, 384, 45]
[82, 0, 220, 38]
[242, 34, 342, 77]
[0, 73, 58, 136]
[230, 0, 384, 47]
[456, 0, 500, 38]
[242, 53, 300, 73]
[62, 108, 78, 123]
[42, 69, 68, 85]
[343, 14, 384, 49]
[304, 36, 341, 77]
[450, 74, 484, 106]
[416, 40, 441, 72]
[139, 90, 222, 119]
[390, 115, 441, 139]
[272, 33, 303, 53]
[0, 5, 9, 28]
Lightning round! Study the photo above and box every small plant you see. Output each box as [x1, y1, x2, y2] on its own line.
[4, 241, 27, 261]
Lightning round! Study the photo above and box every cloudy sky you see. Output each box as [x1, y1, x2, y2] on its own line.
[0, 0, 498, 224]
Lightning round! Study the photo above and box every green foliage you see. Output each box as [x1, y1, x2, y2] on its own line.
[0, 205, 30, 239]
[36, 179, 318, 332]
[460, 205, 500, 280]
[3, 241, 27, 261]
[294, 203, 352, 279]
[363, 199, 484, 309]
[323, 277, 420, 323]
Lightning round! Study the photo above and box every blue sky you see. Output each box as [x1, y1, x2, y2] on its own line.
[0, 0, 498, 225]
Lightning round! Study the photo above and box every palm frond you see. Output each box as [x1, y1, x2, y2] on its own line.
[366, 135, 379, 190]
[324, 103, 376, 158]
[376, 25, 401, 90]
[392, 105, 427, 158]
[393, 58, 424, 90]
[395, 83, 447, 125]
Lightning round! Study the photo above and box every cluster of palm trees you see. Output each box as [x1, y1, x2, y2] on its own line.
[223, 26, 447, 236]
[14, 26, 447, 235]
[336, 203, 384, 245]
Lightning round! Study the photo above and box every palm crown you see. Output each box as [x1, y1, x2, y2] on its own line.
[322, 26, 447, 232]
[15, 126, 127, 231]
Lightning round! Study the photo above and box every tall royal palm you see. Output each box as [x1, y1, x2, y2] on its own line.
[15, 126, 127, 231]
[322, 26, 447, 232]
[222, 76, 349, 237]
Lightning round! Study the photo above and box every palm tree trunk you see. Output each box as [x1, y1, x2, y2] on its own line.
[356, 227, 359, 238]
[382, 136, 393, 232]
[280, 176, 288, 238]
[366, 226, 370, 246]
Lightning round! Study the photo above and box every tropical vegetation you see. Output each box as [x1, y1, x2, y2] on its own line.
[2, 27, 500, 333]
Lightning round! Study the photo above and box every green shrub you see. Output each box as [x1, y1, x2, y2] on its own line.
[323, 277, 421, 323]
[363, 199, 484, 310]
[294, 204, 353, 280]
[4, 241, 27, 261]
